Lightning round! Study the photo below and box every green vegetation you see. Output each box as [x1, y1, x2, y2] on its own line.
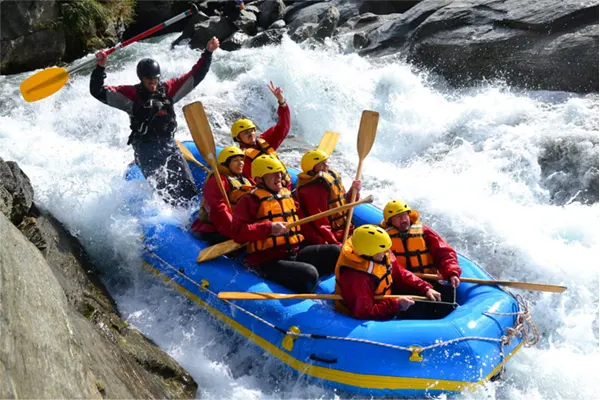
[61, 0, 107, 40]
[61, 0, 136, 56]
[99, 0, 136, 25]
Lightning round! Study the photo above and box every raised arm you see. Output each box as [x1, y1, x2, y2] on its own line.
[164, 37, 219, 103]
[259, 81, 290, 150]
[90, 51, 136, 113]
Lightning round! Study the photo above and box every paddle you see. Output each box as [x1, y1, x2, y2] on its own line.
[415, 273, 567, 293]
[341, 110, 379, 244]
[183, 101, 232, 211]
[20, 7, 198, 102]
[317, 131, 340, 155]
[197, 194, 375, 263]
[218, 292, 428, 301]
[175, 139, 210, 173]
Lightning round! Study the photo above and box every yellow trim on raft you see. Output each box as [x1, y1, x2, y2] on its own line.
[144, 261, 523, 392]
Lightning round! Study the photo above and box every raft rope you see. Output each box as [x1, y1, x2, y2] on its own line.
[149, 251, 539, 373]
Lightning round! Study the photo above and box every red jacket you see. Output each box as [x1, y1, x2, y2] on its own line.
[296, 179, 359, 245]
[190, 174, 235, 237]
[240, 104, 291, 182]
[419, 225, 462, 280]
[90, 52, 212, 112]
[231, 187, 301, 266]
[337, 252, 433, 320]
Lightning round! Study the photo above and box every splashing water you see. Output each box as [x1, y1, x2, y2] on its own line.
[1, 34, 598, 399]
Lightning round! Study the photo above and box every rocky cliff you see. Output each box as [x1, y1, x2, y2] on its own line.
[0, 156, 198, 398]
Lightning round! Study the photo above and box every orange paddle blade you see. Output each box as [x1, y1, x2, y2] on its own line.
[317, 131, 340, 155]
[175, 139, 210, 172]
[183, 102, 216, 159]
[20, 67, 69, 102]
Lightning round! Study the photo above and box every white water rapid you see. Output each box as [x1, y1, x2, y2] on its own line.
[1, 34, 598, 399]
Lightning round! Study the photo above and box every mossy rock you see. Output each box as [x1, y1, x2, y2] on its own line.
[86, 36, 107, 51]
[61, 0, 135, 60]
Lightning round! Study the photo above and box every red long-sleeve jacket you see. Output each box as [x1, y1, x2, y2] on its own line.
[337, 252, 433, 320]
[90, 51, 212, 111]
[190, 174, 235, 237]
[420, 225, 462, 280]
[231, 188, 301, 266]
[296, 179, 359, 245]
[240, 104, 291, 181]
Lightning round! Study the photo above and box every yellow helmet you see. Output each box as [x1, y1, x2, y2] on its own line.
[231, 118, 256, 140]
[351, 225, 392, 256]
[251, 155, 285, 179]
[383, 200, 411, 221]
[301, 149, 329, 173]
[218, 146, 244, 166]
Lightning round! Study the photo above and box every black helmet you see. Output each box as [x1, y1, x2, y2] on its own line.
[136, 58, 161, 80]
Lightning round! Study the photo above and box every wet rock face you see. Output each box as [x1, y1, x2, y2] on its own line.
[0, 1, 65, 75]
[187, 0, 599, 93]
[357, 0, 599, 93]
[0, 157, 34, 225]
[1, 0, 129, 74]
[0, 159, 198, 399]
[258, 0, 286, 29]
[123, 0, 178, 39]
[4, 0, 597, 93]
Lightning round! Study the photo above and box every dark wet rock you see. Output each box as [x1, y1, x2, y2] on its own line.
[357, 0, 421, 15]
[357, 0, 599, 93]
[0, 1, 65, 75]
[269, 19, 287, 29]
[314, 5, 340, 40]
[1, 0, 131, 74]
[285, 1, 332, 33]
[290, 22, 318, 42]
[235, 9, 259, 36]
[222, 31, 252, 51]
[244, 4, 261, 15]
[245, 27, 287, 48]
[258, 0, 287, 29]
[172, 11, 210, 49]
[190, 16, 238, 50]
[124, 0, 179, 39]
[0, 158, 34, 226]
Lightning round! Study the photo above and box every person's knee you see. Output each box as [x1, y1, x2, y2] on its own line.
[322, 244, 341, 263]
[295, 264, 318, 293]
[326, 244, 341, 256]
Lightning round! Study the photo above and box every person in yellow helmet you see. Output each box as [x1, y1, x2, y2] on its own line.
[231, 155, 341, 293]
[381, 200, 461, 291]
[231, 80, 292, 188]
[295, 149, 362, 245]
[191, 146, 253, 244]
[334, 225, 441, 320]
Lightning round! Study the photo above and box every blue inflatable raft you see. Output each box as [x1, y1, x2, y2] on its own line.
[125, 141, 528, 397]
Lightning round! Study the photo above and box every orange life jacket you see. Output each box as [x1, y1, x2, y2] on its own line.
[247, 187, 304, 253]
[383, 218, 436, 274]
[197, 168, 253, 223]
[296, 169, 347, 230]
[334, 239, 393, 314]
[244, 138, 292, 187]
